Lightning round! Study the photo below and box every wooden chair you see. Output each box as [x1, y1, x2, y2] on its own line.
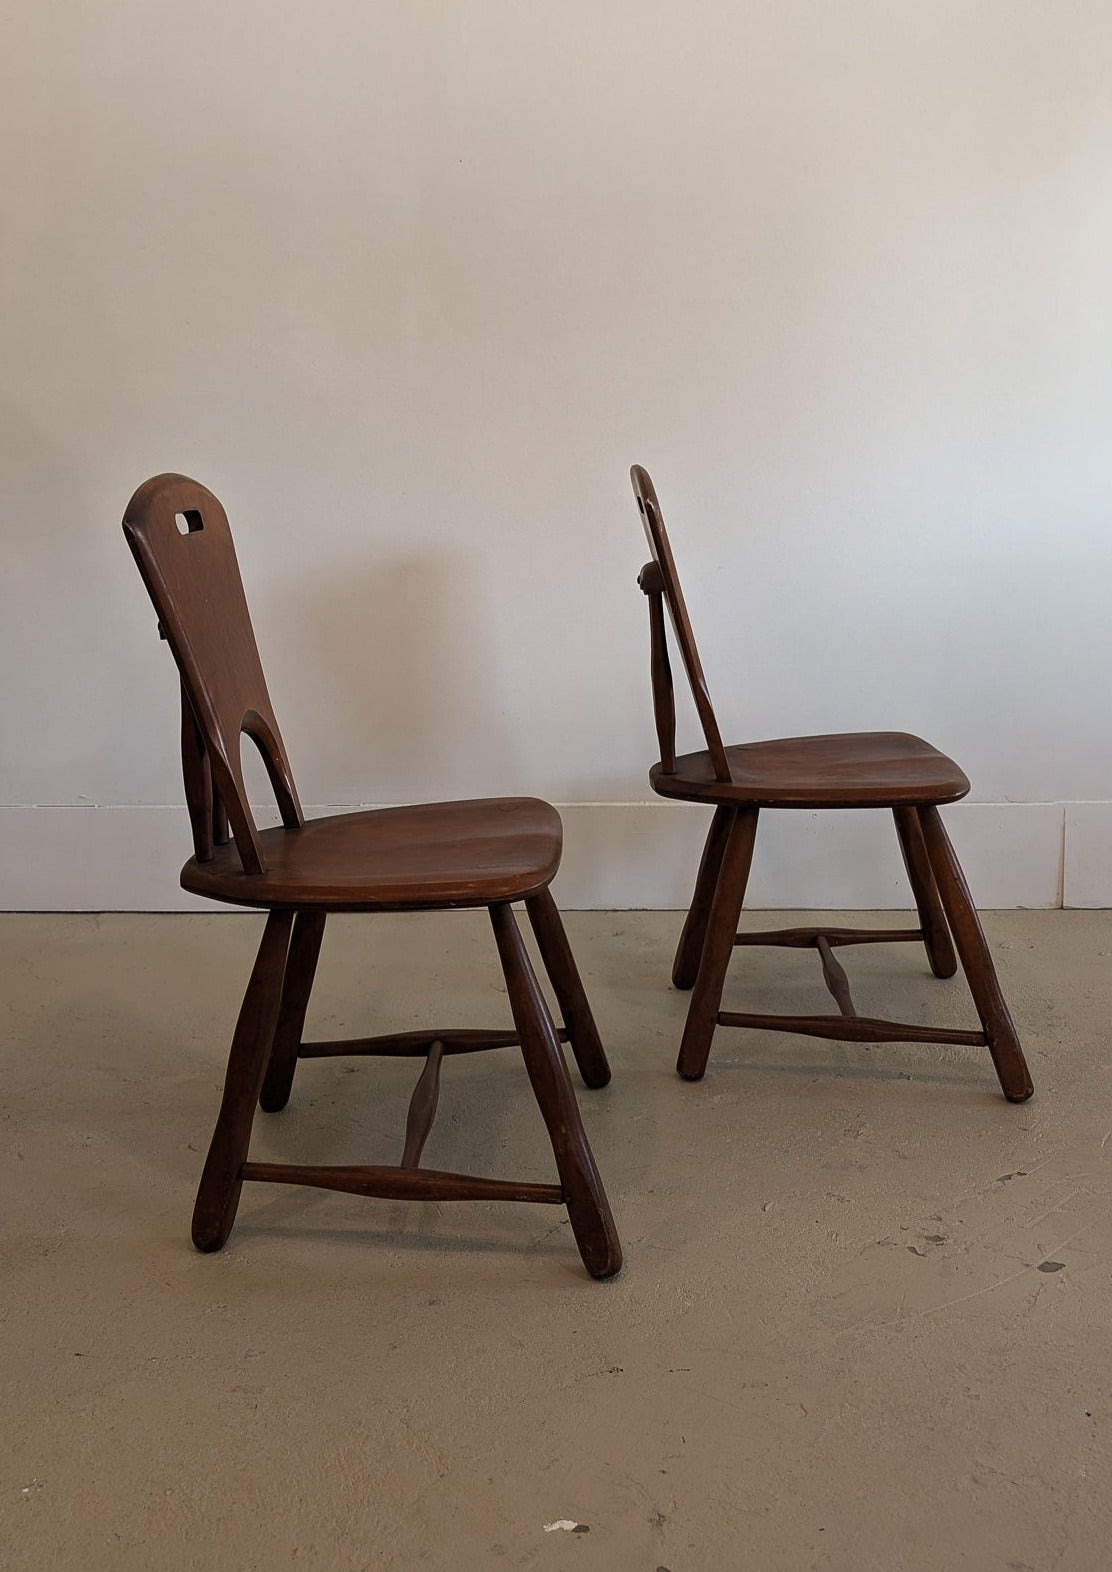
[123, 473, 621, 1278]
[631, 464, 1033, 1103]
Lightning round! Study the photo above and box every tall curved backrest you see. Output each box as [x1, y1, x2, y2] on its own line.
[123, 473, 304, 874]
[631, 465, 731, 782]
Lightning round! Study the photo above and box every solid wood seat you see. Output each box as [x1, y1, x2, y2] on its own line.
[650, 732, 969, 809]
[181, 798, 563, 910]
[123, 472, 621, 1278]
[631, 464, 1033, 1103]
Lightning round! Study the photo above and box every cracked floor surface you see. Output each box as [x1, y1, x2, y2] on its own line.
[2, 909, 1110, 1570]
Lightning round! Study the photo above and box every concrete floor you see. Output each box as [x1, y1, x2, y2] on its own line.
[3, 908, 1111, 1571]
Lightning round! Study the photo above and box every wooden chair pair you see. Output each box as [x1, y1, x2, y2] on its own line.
[630, 465, 1033, 1104]
[123, 466, 1031, 1285]
[123, 474, 621, 1280]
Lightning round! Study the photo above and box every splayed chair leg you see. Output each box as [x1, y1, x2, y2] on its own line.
[676, 808, 759, 1081]
[893, 807, 957, 979]
[192, 910, 294, 1251]
[672, 806, 735, 989]
[525, 889, 611, 1089]
[259, 910, 326, 1112]
[917, 806, 1034, 1103]
[490, 903, 621, 1280]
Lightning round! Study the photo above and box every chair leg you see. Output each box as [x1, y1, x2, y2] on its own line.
[917, 806, 1034, 1103]
[672, 806, 735, 989]
[192, 910, 295, 1251]
[893, 807, 957, 979]
[490, 903, 622, 1280]
[676, 808, 760, 1081]
[525, 888, 611, 1089]
[259, 910, 327, 1112]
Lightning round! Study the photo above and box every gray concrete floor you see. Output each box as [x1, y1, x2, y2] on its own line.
[3, 909, 1111, 1571]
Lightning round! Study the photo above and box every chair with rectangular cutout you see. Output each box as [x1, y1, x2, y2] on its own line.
[630, 464, 1033, 1103]
[123, 473, 621, 1278]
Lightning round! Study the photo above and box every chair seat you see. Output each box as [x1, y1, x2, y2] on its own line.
[181, 797, 563, 910]
[649, 731, 970, 808]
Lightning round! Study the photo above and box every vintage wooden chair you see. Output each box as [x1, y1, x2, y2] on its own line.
[631, 464, 1033, 1103]
[123, 473, 621, 1278]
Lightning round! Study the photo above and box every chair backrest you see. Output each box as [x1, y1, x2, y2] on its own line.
[123, 473, 304, 874]
[631, 464, 731, 781]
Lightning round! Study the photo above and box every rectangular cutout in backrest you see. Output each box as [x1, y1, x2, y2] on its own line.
[175, 509, 204, 535]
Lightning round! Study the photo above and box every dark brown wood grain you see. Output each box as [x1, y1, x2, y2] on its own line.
[124, 472, 620, 1276]
[180, 800, 563, 911]
[240, 1163, 563, 1205]
[733, 926, 924, 948]
[676, 808, 759, 1080]
[192, 910, 294, 1251]
[815, 936, 856, 1017]
[631, 464, 1033, 1102]
[299, 1028, 549, 1058]
[179, 680, 215, 863]
[525, 888, 611, 1089]
[491, 904, 622, 1279]
[672, 806, 735, 989]
[893, 807, 958, 978]
[715, 1012, 986, 1047]
[259, 910, 326, 1112]
[124, 474, 303, 875]
[632, 464, 731, 781]
[649, 734, 970, 809]
[638, 560, 677, 776]
[917, 807, 1034, 1102]
[401, 1040, 445, 1168]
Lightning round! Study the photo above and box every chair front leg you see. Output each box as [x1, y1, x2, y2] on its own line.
[672, 806, 735, 989]
[917, 806, 1034, 1103]
[677, 807, 759, 1081]
[193, 910, 295, 1251]
[259, 910, 327, 1112]
[525, 888, 611, 1089]
[893, 807, 957, 978]
[490, 903, 621, 1280]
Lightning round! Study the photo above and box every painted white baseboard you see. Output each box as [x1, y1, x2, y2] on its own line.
[1064, 803, 1112, 908]
[0, 800, 1078, 911]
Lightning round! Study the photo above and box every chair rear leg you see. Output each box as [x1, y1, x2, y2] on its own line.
[917, 806, 1034, 1103]
[672, 806, 735, 988]
[259, 910, 327, 1112]
[193, 910, 294, 1251]
[490, 903, 621, 1280]
[525, 888, 611, 1089]
[893, 807, 957, 978]
[677, 808, 759, 1081]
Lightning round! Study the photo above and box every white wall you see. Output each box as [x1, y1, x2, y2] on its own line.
[3, 2, 1111, 909]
